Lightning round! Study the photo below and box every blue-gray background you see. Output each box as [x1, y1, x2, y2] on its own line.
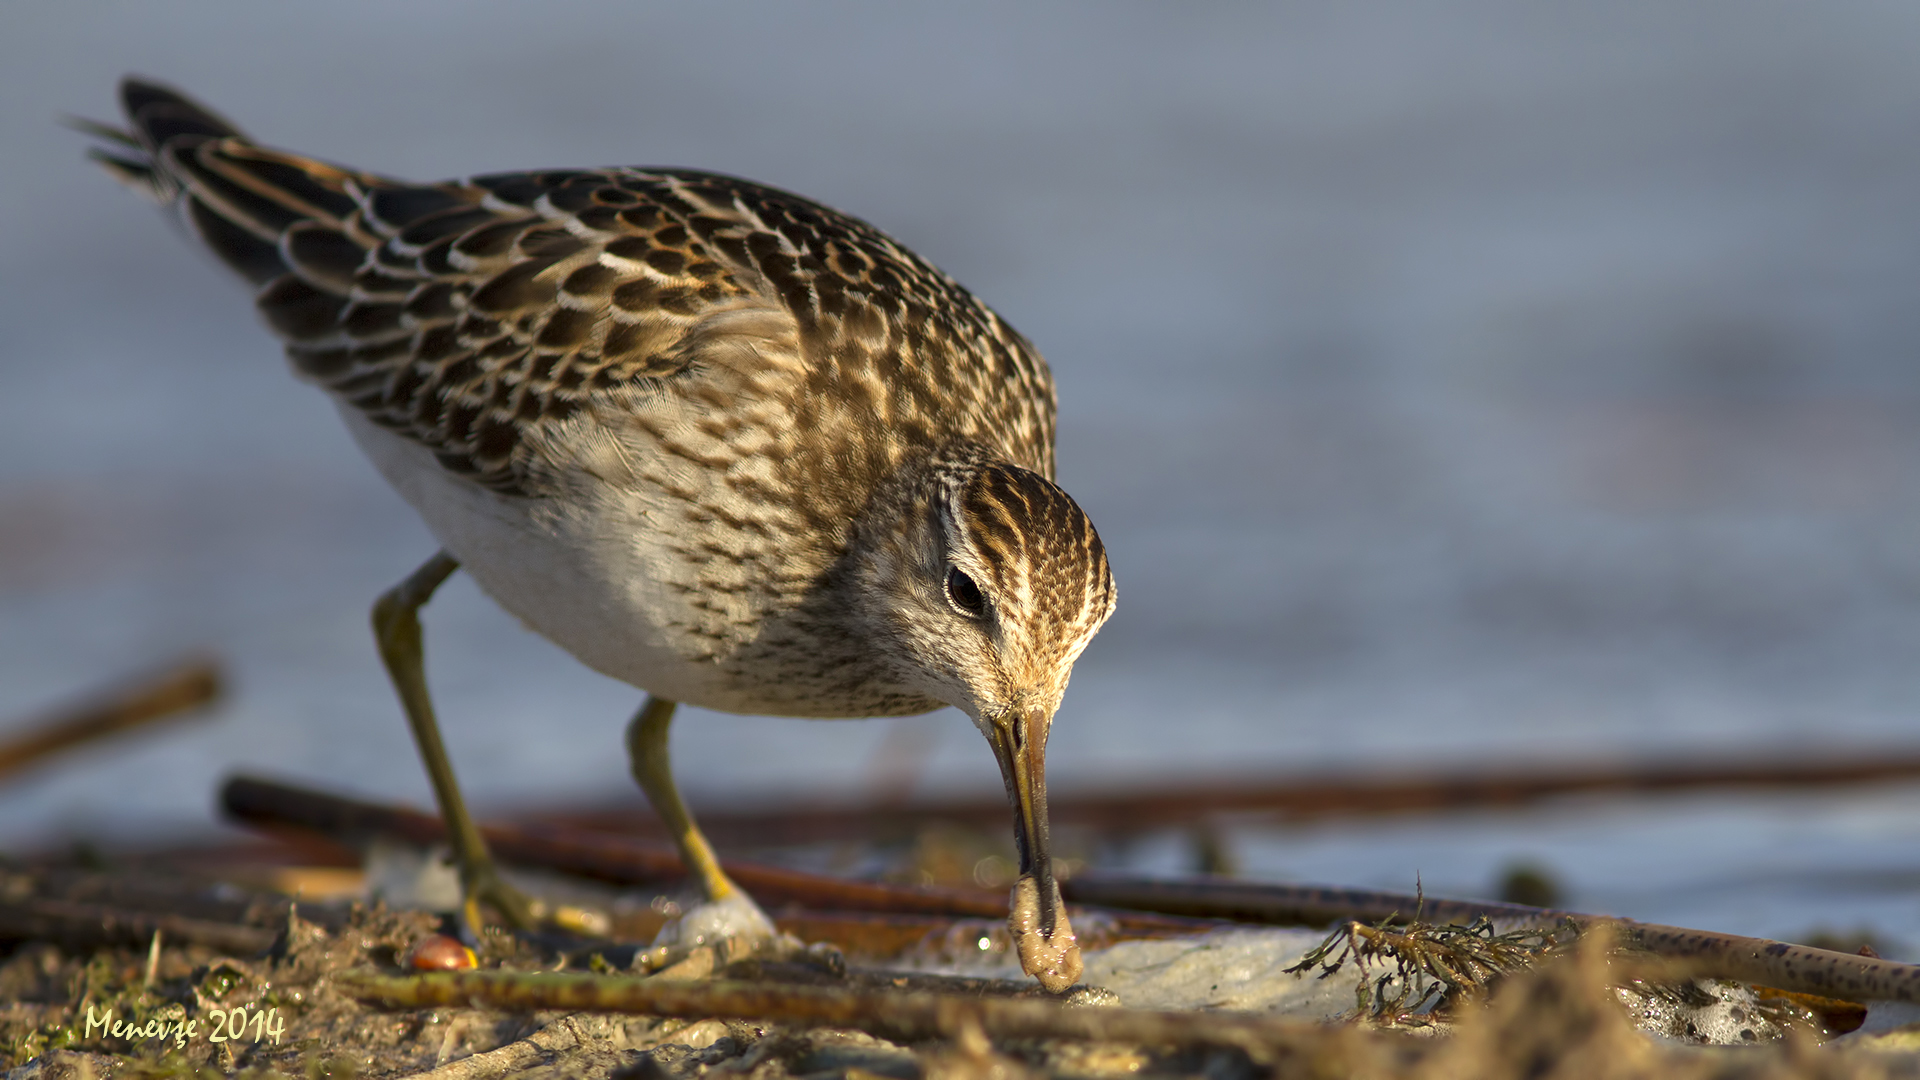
[7, 2, 1920, 948]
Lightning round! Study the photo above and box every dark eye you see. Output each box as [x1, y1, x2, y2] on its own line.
[945, 566, 987, 617]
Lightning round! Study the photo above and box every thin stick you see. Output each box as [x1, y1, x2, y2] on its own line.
[0, 894, 275, 955]
[143, 928, 162, 987]
[1062, 872, 1572, 927]
[339, 970, 1337, 1057]
[768, 907, 1204, 961]
[533, 750, 1920, 845]
[0, 657, 221, 780]
[1621, 922, 1920, 1005]
[224, 776, 1213, 942]
[222, 775, 1005, 916]
[221, 776, 1222, 941]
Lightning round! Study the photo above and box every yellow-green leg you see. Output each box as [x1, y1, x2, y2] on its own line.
[372, 551, 534, 933]
[625, 696, 738, 902]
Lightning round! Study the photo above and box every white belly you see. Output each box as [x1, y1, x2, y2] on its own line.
[340, 409, 765, 712]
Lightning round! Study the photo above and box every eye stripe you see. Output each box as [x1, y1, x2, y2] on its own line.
[946, 456, 1114, 651]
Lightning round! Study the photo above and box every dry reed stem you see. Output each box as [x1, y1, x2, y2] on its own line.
[338, 969, 1342, 1060]
[0, 657, 220, 781]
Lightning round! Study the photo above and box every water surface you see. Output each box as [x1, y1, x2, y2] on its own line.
[6, 2, 1920, 951]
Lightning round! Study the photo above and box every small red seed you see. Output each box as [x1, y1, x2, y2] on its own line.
[406, 934, 476, 970]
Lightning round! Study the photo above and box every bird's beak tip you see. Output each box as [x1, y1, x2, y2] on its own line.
[1010, 873, 1082, 993]
[983, 705, 1081, 991]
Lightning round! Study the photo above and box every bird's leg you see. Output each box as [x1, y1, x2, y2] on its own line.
[626, 696, 733, 900]
[372, 551, 535, 935]
[625, 696, 777, 953]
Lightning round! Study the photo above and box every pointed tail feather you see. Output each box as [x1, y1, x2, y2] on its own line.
[119, 78, 248, 146]
[73, 78, 250, 201]
[79, 77, 413, 286]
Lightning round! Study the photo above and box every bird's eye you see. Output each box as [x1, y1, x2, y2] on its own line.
[945, 566, 988, 617]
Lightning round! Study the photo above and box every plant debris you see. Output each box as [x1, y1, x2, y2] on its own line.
[9, 808, 1920, 1078]
[1284, 908, 1582, 1023]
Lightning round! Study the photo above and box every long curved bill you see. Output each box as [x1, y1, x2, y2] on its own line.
[984, 707, 1082, 993]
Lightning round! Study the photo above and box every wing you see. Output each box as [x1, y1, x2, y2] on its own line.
[92, 78, 1056, 495]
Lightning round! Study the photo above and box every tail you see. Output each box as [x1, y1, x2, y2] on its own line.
[77, 78, 570, 492]
[78, 77, 463, 289]
[78, 79, 247, 191]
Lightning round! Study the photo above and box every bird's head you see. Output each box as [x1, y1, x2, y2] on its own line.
[850, 444, 1117, 992]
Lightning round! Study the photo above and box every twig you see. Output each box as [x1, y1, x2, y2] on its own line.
[1063, 872, 1574, 927]
[530, 749, 1920, 845]
[223, 774, 1003, 914]
[224, 776, 1192, 933]
[1620, 922, 1920, 1005]
[0, 657, 221, 780]
[340, 969, 1335, 1056]
[768, 907, 1207, 962]
[143, 928, 162, 988]
[0, 893, 275, 954]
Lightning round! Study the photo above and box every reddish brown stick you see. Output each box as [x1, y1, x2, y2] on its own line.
[1061, 871, 1575, 927]
[219, 776, 1233, 943]
[0, 894, 274, 954]
[0, 657, 221, 780]
[224, 775, 1001, 916]
[534, 751, 1920, 845]
[339, 969, 1340, 1053]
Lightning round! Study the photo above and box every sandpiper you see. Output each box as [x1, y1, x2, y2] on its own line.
[85, 78, 1116, 992]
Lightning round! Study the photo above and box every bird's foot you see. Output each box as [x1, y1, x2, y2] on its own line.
[366, 838, 544, 939]
[631, 893, 828, 978]
[458, 865, 540, 938]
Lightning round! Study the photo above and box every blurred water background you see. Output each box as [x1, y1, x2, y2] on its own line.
[7, 2, 1920, 950]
